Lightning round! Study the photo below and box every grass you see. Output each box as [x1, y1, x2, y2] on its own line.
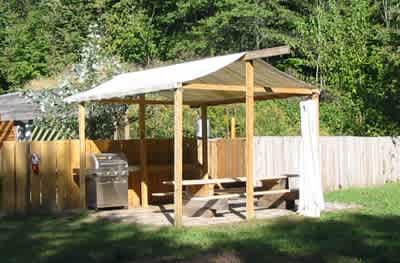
[1, 183, 400, 263]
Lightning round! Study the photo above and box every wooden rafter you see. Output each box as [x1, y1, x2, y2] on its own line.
[90, 86, 317, 108]
[184, 83, 266, 93]
[188, 94, 296, 107]
[269, 87, 318, 95]
[242, 45, 290, 60]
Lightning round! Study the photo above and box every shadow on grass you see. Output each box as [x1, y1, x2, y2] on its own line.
[0, 212, 399, 262]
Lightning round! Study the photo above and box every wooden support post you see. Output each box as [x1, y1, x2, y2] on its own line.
[230, 117, 236, 139]
[174, 87, 183, 227]
[201, 105, 208, 179]
[139, 95, 148, 208]
[78, 103, 86, 209]
[245, 61, 255, 219]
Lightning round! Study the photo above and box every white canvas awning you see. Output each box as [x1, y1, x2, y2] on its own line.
[64, 50, 314, 105]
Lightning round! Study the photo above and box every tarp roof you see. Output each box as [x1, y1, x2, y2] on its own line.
[64, 51, 314, 105]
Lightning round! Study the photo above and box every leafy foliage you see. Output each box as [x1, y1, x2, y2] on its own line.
[1, 0, 399, 137]
[26, 24, 128, 140]
[0, 0, 98, 91]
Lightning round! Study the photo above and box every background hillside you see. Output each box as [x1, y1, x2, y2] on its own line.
[0, 0, 399, 137]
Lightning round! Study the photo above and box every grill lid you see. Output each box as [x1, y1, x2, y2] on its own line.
[87, 153, 128, 176]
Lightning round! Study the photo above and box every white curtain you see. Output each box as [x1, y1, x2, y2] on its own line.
[298, 99, 324, 217]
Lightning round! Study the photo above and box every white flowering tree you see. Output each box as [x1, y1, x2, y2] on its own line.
[26, 24, 129, 139]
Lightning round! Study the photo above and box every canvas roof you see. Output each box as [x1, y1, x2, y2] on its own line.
[64, 51, 314, 105]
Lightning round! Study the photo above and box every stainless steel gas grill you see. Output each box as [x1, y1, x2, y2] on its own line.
[86, 153, 129, 210]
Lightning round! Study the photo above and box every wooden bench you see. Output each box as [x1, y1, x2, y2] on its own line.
[162, 175, 288, 186]
[189, 189, 292, 201]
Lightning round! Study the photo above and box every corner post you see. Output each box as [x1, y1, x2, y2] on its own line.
[245, 60, 255, 219]
[139, 95, 148, 207]
[174, 87, 183, 227]
[78, 103, 86, 209]
[201, 105, 208, 179]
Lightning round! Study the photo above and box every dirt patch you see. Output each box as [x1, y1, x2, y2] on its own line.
[323, 202, 362, 212]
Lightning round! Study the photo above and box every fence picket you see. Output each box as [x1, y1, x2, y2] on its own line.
[56, 140, 68, 210]
[40, 141, 57, 211]
[30, 142, 42, 211]
[1, 142, 16, 214]
[15, 142, 29, 214]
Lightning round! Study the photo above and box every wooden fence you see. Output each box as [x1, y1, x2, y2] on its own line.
[209, 137, 400, 191]
[0, 139, 199, 214]
[2, 136, 400, 214]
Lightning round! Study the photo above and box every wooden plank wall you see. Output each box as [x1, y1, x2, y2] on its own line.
[0, 138, 199, 214]
[208, 139, 246, 179]
[87, 139, 199, 206]
[208, 137, 400, 191]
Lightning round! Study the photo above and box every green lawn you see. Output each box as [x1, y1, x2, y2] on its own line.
[1, 183, 400, 263]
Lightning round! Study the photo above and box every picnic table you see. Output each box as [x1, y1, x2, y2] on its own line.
[156, 175, 299, 217]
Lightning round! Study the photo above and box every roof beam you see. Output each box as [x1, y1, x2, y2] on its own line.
[191, 93, 307, 107]
[268, 87, 316, 95]
[183, 83, 266, 93]
[94, 98, 174, 105]
[242, 45, 291, 61]
[184, 83, 315, 95]
[94, 97, 203, 107]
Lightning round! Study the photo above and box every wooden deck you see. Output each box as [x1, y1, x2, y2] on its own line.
[87, 204, 296, 226]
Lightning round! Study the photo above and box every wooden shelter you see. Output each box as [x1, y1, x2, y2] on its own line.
[0, 92, 67, 142]
[0, 92, 41, 144]
[64, 46, 320, 226]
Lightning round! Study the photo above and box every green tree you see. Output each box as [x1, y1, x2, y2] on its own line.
[0, 0, 98, 89]
[296, 0, 400, 135]
[1, 0, 400, 137]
